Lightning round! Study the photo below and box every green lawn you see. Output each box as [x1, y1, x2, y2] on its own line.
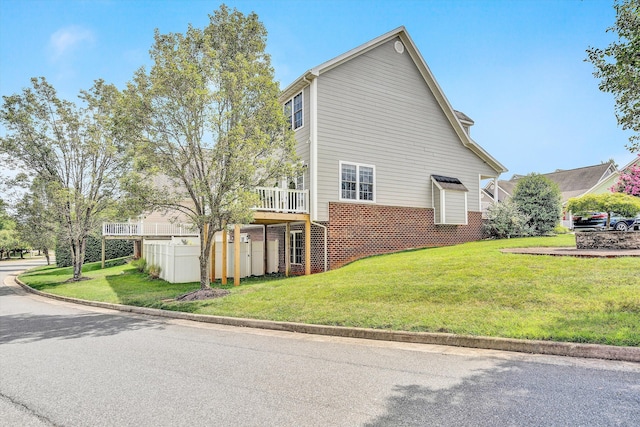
[19, 234, 640, 346]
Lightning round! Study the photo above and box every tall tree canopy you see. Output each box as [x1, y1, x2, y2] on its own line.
[14, 178, 57, 265]
[512, 174, 562, 235]
[0, 78, 130, 279]
[586, 0, 640, 152]
[125, 5, 297, 290]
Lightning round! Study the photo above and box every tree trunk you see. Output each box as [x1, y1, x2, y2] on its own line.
[198, 226, 212, 290]
[43, 248, 50, 265]
[71, 238, 86, 280]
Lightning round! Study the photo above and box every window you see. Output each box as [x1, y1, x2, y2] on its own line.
[290, 231, 303, 264]
[340, 162, 375, 201]
[284, 91, 303, 130]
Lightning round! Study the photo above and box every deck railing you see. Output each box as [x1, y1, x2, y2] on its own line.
[103, 187, 310, 237]
[253, 187, 309, 213]
[102, 222, 199, 237]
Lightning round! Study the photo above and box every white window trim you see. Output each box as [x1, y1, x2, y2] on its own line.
[284, 91, 304, 131]
[289, 230, 303, 265]
[339, 161, 376, 203]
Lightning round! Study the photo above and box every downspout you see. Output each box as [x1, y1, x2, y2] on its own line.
[311, 220, 328, 272]
[303, 74, 318, 222]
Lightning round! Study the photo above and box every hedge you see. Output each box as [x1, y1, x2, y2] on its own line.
[56, 236, 134, 268]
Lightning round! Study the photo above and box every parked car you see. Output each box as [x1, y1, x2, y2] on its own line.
[573, 212, 638, 231]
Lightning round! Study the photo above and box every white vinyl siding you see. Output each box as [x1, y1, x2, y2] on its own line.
[431, 176, 468, 225]
[313, 37, 497, 221]
[340, 161, 375, 202]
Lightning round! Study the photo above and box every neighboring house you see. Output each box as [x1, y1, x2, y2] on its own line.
[482, 162, 618, 227]
[104, 26, 507, 279]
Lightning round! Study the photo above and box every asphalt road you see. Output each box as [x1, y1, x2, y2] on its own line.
[1, 259, 639, 427]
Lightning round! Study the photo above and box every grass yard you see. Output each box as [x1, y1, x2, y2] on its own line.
[19, 234, 640, 346]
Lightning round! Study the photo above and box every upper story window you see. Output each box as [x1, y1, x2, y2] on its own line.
[340, 161, 375, 202]
[284, 91, 303, 130]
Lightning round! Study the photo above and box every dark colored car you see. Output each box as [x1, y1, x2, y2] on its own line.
[573, 212, 638, 231]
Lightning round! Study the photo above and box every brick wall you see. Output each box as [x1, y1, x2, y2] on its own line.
[327, 202, 483, 269]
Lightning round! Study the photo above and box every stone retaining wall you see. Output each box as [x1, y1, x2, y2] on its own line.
[575, 231, 640, 250]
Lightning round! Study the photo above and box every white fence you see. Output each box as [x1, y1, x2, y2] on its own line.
[143, 240, 279, 284]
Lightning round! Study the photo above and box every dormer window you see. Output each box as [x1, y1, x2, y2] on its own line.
[284, 91, 303, 130]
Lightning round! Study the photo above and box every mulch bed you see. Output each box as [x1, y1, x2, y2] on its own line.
[176, 288, 230, 301]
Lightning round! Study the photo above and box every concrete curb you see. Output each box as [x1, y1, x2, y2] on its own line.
[10, 274, 640, 363]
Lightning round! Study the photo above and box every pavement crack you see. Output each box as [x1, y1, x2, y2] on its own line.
[0, 391, 60, 426]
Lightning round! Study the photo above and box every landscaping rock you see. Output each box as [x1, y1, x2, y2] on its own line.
[575, 231, 640, 250]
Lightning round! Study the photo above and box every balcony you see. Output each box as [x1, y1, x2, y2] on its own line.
[103, 187, 309, 237]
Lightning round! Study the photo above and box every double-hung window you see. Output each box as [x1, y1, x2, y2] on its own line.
[284, 91, 303, 130]
[340, 162, 375, 202]
[289, 231, 303, 264]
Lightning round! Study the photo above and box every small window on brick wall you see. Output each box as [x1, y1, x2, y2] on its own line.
[290, 231, 303, 265]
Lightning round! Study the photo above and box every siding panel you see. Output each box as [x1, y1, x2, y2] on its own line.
[314, 37, 496, 221]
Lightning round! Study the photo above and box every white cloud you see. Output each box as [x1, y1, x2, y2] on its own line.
[48, 26, 95, 62]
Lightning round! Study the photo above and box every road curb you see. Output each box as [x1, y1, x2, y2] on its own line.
[10, 275, 640, 363]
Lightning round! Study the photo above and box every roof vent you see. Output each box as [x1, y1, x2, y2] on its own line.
[394, 41, 404, 54]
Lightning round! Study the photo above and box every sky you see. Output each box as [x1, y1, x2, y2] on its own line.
[0, 0, 637, 186]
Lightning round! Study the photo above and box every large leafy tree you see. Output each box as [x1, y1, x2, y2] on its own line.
[125, 5, 297, 290]
[0, 78, 130, 279]
[512, 174, 562, 236]
[14, 178, 57, 265]
[586, 0, 640, 152]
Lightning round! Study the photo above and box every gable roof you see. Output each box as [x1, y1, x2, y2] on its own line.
[488, 162, 618, 203]
[280, 26, 507, 175]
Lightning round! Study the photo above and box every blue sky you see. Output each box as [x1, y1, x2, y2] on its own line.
[1, 0, 636, 181]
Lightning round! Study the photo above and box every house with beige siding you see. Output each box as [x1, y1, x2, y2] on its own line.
[250, 26, 506, 273]
[104, 26, 506, 281]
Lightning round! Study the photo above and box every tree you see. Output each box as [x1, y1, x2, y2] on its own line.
[586, 0, 640, 152]
[125, 5, 297, 290]
[612, 154, 640, 195]
[511, 174, 562, 236]
[0, 78, 130, 279]
[14, 178, 57, 265]
[567, 192, 640, 228]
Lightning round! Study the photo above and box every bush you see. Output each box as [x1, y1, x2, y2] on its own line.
[512, 174, 562, 236]
[483, 199, 532, 239]
[56, 236, 134, 268]
[147, 264, 162, 279]
[131, 257, 147, 273]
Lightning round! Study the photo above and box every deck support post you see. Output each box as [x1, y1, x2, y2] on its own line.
[221, 228, 227, 285]
[263, 224, 268, 275]
[285, 222, 290, 277]
[234, 224, 241, 286]
[101, 237, 106, 269]
[305, 218, 311, 275]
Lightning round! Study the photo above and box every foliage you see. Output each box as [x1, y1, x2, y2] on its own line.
[511, 174, 562, 236]
[131, 257, 147, 272]
[483, 199, 532, 239]
[566, 193, 640, 228]
[124, 5, 298, 289]
[586, 0, 640, 152]
[55, 235, 133, 268]
[13, 178, 57, 264]
[146, 264, 162, 279]
[0, 78, 131, 279]
[21, 235, 640, 346]
[611, 154, 640, 195]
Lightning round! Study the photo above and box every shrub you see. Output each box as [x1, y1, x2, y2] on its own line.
[483, 199, 532, 239]
[131, 257, 147, 273]
[147, 264, 162, 279]
[512, 174, 562, 236]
